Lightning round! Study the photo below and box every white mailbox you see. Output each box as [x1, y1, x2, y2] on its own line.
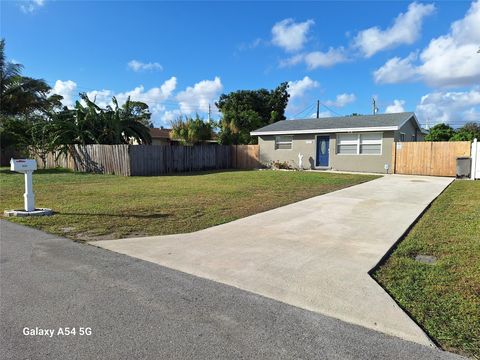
[10, 159, 38, 212]
[10, 159, 37, 172]
[5, 159, 52, 216]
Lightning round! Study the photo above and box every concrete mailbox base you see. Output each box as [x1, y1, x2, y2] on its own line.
[4, 208, 53, 217]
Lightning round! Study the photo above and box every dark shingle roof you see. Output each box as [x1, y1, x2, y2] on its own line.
[251, 112, 416, 134]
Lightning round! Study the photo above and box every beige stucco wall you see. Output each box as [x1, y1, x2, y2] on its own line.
[330, 131, 394, 174]
[259, 134, 316, 168]
[152, 138, 170, 145]
[259, 131, 394, 173]
[396, 118, 423, 142]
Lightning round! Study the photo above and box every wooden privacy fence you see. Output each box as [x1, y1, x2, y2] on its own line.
[231, 145, 260, 169]
[35, 144, 260, 176]
[130, 145, 231, 176]
[36, 145, 131, 176]
[392, 141, 471, 177]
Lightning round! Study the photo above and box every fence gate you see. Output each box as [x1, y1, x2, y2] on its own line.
[392, 141, 471, 177]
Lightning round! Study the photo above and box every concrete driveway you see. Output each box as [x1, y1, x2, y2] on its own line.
[93, 174, 453, 347]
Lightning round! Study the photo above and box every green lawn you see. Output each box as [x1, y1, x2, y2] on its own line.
[374, 180, 480, 358]
[0, 168, 377, 241]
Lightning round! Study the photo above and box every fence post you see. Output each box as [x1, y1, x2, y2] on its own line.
[391, 142, 396, 174]
[472, 138, 478, 180]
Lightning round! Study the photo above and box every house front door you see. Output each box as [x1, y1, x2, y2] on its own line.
[316, 136, 330, 167]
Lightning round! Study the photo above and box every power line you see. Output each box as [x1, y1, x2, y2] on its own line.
[318, 101, 343, 117]
[291, 103, 316, 119]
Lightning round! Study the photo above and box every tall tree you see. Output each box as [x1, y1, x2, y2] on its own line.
[51, 93, 152, 147]
[0, 39, 61, 118]
[450, 122, 480, 141]
[424, 123, 455, 141]
[216, 82, 289, 144]
[0, 39, 63, 162]
[101, 96, 152, 144]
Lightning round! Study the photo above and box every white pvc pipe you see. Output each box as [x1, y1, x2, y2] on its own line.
[24, 171, 35, 211]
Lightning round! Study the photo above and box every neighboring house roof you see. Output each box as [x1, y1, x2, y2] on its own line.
[150, 128, 173, 139]
[251, 112, 419, 135]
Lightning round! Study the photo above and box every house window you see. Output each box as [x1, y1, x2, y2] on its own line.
[337, 133, 382, 155]
[275, 135, 293, 150]
[400, 133, 406, 142]
[359, 133, 382, 154]
[336, 133, 358, 154]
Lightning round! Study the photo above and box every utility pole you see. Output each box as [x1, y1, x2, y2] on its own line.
[207, 104, 211, 123]
[316, 100, 320, 118]
[372, 98, 378, 115]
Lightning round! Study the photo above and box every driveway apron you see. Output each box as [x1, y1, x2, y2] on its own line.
[92, 175, 453, 346]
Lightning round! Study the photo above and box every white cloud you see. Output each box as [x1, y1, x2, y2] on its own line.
[20, 0, 45, 13]
[325, 93, 356, 108]
[50, 80, 77, 108]
[87, 77, 177, 110]
[278, 54, 305, 68]
[128, 60, 163, 72]
[416, 89, 480, 125]
[304, 48, 349, 69]
[373, 52, 418, 84]
[237, 38, 263, 52]
[287, 76, 319, 99]
[82, 77, 177, 125]
[176, 76, 223, 114]
[354, 2, 435, 58]
[161, 110, 181, 123]
[271, 18, 315, 52]
[373, 1, 480, 87]
[280, 48, 348, 69]
[305, 111, 332, 118]
[50, 77, 224, 126]
[385, 99, 406, 113]
[417, 0, 480, 87]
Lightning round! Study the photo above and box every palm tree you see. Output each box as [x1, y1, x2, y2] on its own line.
[0, 39, 61, 118]
[0, 39, 63, 164]
[51, 93, 151, 147]
[101, 96, 152, 144]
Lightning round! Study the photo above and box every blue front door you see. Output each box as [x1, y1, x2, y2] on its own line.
[316, 136, 329, 167]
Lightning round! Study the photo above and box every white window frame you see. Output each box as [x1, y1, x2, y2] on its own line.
[275, 135, 293, 150]
[336, 132, 382, 156]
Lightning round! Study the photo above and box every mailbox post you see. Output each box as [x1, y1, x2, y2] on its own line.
[10, 159, 37, 211]
[4, 159, 52, 217]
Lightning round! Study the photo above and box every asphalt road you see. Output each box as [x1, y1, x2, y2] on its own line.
[0, 220, 463, 360]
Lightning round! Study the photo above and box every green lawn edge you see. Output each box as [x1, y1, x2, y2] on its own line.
[373, 180, 480, 358]
[1, 168, 379, 241]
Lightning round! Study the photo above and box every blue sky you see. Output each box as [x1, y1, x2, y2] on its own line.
[2, 0, 479, 128]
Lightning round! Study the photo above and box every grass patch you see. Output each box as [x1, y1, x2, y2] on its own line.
[1, 168, 378, 241]
[373, 180, 480, 358]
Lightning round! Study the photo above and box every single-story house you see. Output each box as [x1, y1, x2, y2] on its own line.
[150, 128, 176, 145]
[250, 112, 424, 174]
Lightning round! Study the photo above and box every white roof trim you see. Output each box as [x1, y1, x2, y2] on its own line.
[251, 126, 398, 136]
